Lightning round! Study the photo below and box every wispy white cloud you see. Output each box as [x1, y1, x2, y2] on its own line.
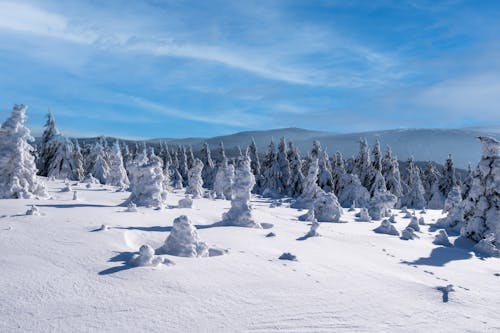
[0, 1, 401, 88]
[126, 95, 269, 127]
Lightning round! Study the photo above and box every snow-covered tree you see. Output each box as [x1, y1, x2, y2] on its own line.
[276, 137, 291, 195]
[372, 139, 382, 172]
[385, 157, 403, 199]
[200, 142, 216, 189]
[332, 151, 346, 196]
[318, 149, 334, 193]
[47, 136, 80, 180]
[0, 105, 48, 199]
[177, 146, 188, 185]
[219, 156, 260, 228]
[248, 138, 261, 177]
[185, 158, 204, 198]
[127, 147, 149, 191]
[337, 173, 370, 208]
[261, 139, 282, 196]
[438, 154, 456, 203]
[460, 136, 500, 248]
[287, 141, 304, 197]
[38, 111, 60, 176]
[292, 157, 320, 209]
[72, 140, 85, 181]
[186, 145, 195, 170]
[461, 163, 474, 200]
[214, 143, 234, 199]
[422, 162, 443, 209]
[90, 142, 110, 184]
[123, 153, 167, 208]
[400, 157, 426, 209]
[353, 138, 371, 188]
[436, 185, 464, 231]
[368, 189, 397, 220]
[107, 141, 129, 188]
[381, 145, 393, 177]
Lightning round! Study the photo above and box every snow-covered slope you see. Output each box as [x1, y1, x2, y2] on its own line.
[1, 179, 498, 332]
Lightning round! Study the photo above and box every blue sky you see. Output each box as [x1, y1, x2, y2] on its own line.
[0, 0, 499, 139]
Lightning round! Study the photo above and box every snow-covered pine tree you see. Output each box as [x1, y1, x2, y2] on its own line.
[287, 141, 304, 197]
[337, 173, 370, 208]
[381, 145, 393, 177]
[400, 157, 426, 209]
[384, 157, 403, 199]
[47, 136, 80, 180]
[353, 138, 371, 189]
[460, 136, 500, 248]
[318, 149, 334, 192]
[438, 154, 456, 203]
[461, 163, 474, 200]
[200, 142, 216, 189]
[261, 139, 283, 196]
[186, 145, 195, 170]
[38, 111, 60, 176]
[185, 158, 204, 198]
[219, 156, 260, 228]
[421, 161, 442, 209]
[90, 142, 110, 184]
[331, 151, 346, 196]
[0, 104, 48, 199]
[214, 142, 234, 199]
[177, 146, 188, 185]
[248, 138, 261, 177]
[372, 139, 382, 172]
[277, 137, 290, 195]
[107, 141, 129, 189]
[123, 153, 168, 208]
[72, 140, 85, 181]
[292, 157, 320, 209]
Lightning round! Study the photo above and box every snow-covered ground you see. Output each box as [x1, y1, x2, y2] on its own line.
[0, 179, 499, 332]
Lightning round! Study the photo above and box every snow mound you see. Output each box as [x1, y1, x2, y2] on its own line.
[433, 230, 452, 247]
[407, 216, 420, 232]
[418, 217, 426, 225]
[129, 244, 163, 267]
[72, 191, 78, 201]
[159, 215, 209, 257]
[125, 202, 138, 213]
[61, 183, 72, 192]
[25, 205, 40, 216]
[278, 252, 297, 261]
[373, 219, 399, 236]
[472, 234, 500, 258]
[178, 196, 193, 208]
[401, 227, 419, 240]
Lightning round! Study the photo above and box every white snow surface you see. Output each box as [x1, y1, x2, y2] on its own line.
[0, 178, 499, 332]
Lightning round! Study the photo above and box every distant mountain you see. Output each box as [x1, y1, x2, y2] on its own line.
[59, 126, 498, 168]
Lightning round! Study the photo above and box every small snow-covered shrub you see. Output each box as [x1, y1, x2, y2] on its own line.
[388, 214, 396, 223]
[373, 219, 399, 236]
[159, 215, 209, 257]
[433, 230, 452, 247]
[368, 190, 397, 220]
[61, 183, 72, 192]
[298, 208, 315, 222]
[304, 221, 321, 238]
[357, 208, 371, 222]
[72, 191, 78, 200]
[418, 217, 426, 225]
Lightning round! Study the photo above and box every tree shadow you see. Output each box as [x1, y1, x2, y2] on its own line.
[98, 251, 136, 275]
[34, 203, 115, 209]
[112, 224, 216, 232]
[402, 246, 473, 267]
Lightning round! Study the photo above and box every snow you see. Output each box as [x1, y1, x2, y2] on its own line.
[158, 215, 209, 257]
[0, 178, 499, 332]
